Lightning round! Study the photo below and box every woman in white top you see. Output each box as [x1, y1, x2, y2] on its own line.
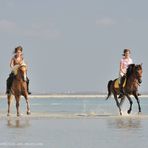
[119, 49, 133, 77]
[6, 46, 31, 94]
[119, 49, 133, 97]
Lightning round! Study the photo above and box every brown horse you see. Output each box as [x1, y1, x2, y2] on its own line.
[7, 65, 31, 116]
[106, 64, 143, 115]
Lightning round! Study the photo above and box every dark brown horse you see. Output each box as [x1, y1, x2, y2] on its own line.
[7, 65, 31, 116]
[106, 64, 143, 115]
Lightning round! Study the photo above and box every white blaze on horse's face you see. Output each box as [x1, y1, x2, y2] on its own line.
[21, 66, 27, 82]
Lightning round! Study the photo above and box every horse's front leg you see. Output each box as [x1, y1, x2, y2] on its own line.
[134, 93, 141, 113]
[126, 94, 133, 114]
[114, 94, 122, 115]
[16, 96, 21, 117]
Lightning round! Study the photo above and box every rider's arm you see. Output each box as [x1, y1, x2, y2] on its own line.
[130, 58, 133, 64]
[10, 58, 15, 69]
[120, 60, 126, 75]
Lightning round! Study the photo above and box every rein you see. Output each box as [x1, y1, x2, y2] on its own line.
[135, 80, 141, 86]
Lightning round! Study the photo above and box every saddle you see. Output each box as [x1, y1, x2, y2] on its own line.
[114, 78, 127, 89]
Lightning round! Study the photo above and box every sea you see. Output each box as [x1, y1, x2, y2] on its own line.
[0, 95, 148, 148]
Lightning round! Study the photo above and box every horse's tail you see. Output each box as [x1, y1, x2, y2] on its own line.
[106, 80, 113, 100]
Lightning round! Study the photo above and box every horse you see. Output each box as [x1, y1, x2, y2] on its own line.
[7, 65, 31, 117]
[106, 64, 143, 115]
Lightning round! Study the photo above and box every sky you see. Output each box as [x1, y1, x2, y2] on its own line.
[0, 0, 147, 94]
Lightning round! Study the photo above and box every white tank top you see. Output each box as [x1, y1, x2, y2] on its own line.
[119, 57, 133, 76]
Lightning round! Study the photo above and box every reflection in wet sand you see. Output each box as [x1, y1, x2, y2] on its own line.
[107, 117, 142, 129]
[7, 117, 30, 128]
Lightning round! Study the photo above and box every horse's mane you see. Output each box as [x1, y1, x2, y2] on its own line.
[126, 64, 135, 77]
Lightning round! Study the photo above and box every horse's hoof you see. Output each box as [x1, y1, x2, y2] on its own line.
[127, 110, 131, 114]
[27, 111, 31, 115]
[17, 114, 20, 117]
[7, 113, 10, 117]
[138, 112, 142, 115]
[120, 112, 122, 116]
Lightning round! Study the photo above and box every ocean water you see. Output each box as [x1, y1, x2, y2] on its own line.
[0, 96, 148, 148]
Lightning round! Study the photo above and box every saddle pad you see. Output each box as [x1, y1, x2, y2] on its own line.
[114, 78, 126, 89]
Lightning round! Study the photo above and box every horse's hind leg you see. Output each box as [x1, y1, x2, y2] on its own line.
[24, 94, 31, 115]
[7, 95, 13, 116]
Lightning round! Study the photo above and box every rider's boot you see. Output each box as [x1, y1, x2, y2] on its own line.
[6, 73, 14, 94]
[118, 76, 125, 98]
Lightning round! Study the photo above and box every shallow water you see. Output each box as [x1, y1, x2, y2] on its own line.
[1, 96, 148, 115]
[0, 97, 148, 148]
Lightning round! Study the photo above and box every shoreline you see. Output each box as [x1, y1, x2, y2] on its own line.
[0, 94, 148, 99]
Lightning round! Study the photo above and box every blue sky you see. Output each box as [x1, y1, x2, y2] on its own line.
[0, 0, 147, 93]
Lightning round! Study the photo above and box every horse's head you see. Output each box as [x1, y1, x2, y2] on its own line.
[135, 64, 143, 84]
[126, 64, 143, 84]
[18, 65, 27, 82]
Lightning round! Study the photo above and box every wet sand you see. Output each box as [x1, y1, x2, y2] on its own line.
[0, 115, 148, 148]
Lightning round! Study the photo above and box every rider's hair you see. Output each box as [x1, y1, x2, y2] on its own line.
[122, 48, 131, 56]
[14, 46, 23, 54]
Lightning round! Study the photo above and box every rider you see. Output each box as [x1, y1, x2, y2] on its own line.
[118, 48, 133, 97]
[6, 46, 31, 95]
